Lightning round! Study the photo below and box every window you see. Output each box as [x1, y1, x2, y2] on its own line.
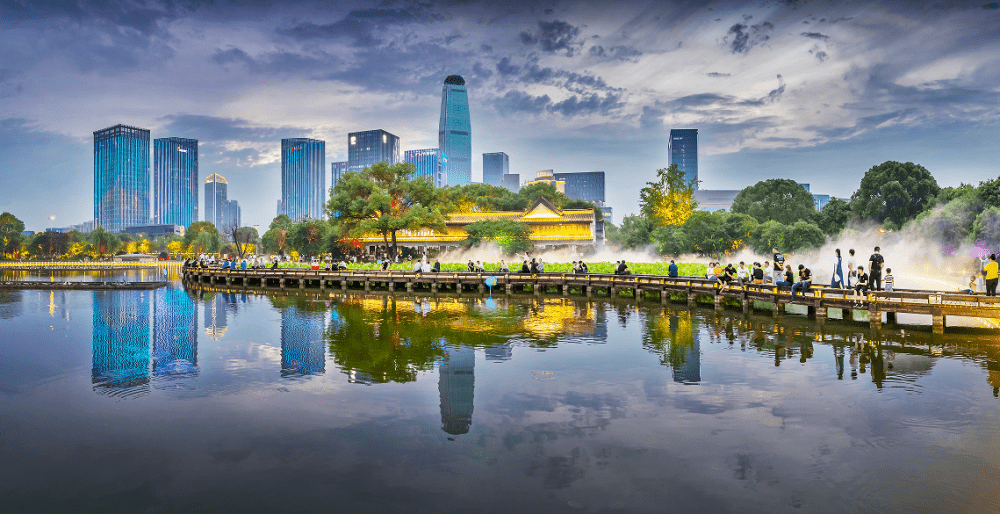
[350, 136, 357, 145]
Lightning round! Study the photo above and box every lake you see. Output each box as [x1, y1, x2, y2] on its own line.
[1, 278, 998, 513]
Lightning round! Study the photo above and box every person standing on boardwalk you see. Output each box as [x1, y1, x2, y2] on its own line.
[883, 268, 895, 293]
[985, 254, 999, 296]
[846, 249, 856, 287]
[869, 246, 885, 291]
[831, 249, 844, 289]
[772, 248, 785, 284]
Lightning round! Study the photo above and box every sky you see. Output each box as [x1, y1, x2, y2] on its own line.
[2, 0, 999, 232]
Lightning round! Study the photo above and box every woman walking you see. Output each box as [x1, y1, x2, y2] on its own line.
[831, 249, 844, 289]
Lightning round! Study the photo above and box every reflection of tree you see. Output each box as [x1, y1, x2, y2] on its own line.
[642, 310, 699, 383]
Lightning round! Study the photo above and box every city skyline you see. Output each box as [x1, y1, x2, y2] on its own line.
[3, 0, 999, 231]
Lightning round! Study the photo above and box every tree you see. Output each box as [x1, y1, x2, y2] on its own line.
[26, 231, 69, 259]
[269, 214, 293, 231]
[787, 221, 826, 252]
[462, 219, 533, 254]
[816, 198, 851, 236]
[88, 227, 121, 258]
[230, 226, 259, 259]
[731, 179, 815, 225]
[606, 215, 653, 249]
[327, 162, 448, 257]
[749, 220, 789, 254]
[289, 218, 330, 257]
[651, 225, 688, 256]
[184, 221, 221, 254]
[639, 164, 698, 226]
[973, 207, 1000, 248]
[682, 211, 733, 257]
[978, 176, 1000, 210]
[261, 227, 289, 255]
[0, 212, 26, 259]
[851, 161, 940, 229]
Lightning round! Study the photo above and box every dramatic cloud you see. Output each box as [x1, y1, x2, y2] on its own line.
[589, 45, 642, 62]
[725, 18, 774, 54]
[520, 20, 584, 56]
[801, 32, 829, 40]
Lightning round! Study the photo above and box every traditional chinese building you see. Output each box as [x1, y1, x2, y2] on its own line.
[358, 197, 598, 254]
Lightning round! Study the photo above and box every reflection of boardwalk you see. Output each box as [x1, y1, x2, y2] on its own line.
[280, 305, 327, 377]
[439, 346, 475, 435]
[92, 291, 151, 398]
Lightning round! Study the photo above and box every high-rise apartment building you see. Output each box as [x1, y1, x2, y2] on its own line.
[482, 152, 508, 187]
[553, 171, 606, 205]
[94, 124, 150, 233]
[347, 130, 399, 174]
[153, 137, 198, 228]
[331, 161, 348, 186]
[281, 138, 326, 221]
[204, 173, 228, 229]
[439, 76, 472, 186]
[669, 129, 699, 190]
[404, 148, 447, 187]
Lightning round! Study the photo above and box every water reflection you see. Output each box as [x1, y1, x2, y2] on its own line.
[92, 291, 151, 398]
[152, 287, 198, 383]
[439, 345, 475, 435]
[276, 297, 327, 378]
[642, 310, 701, 383]
[0, 289, 23, 319]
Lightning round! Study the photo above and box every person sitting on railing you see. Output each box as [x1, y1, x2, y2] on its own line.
[538, 259, 545, 273]
[616, 260, 628, 275]
[381, 259, 389, 271]
[736, 261, 750, 287]
[961, 275, 977, 295]
[339, 260, 347, 271]
[530, 258, 539, 273]
[621, 262, 632, 275]
[853, 266, 869, 306]
[412, 260, 423, 273]
[774, 265, 794, 287]
[791, 264, 812, 299]
[883, 268, 894, 293]
[500, 260, 510, 273]
[572, 261, 581, 274]
[475, 261, 485, 272]
[580, 261, 589, 274]
[432, 261, 441, 272]
[271, 260, 279, 270]
[521, 260, 531, 273]
[668, 260, 679, 277]
[752, 262, 765, 284]
[241, 259, 247, 270]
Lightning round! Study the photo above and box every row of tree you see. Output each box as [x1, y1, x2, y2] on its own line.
[609, 161, 1000, 257]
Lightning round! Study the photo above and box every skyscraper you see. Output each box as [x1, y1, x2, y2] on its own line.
[331, 161, 348, 186]
[501, 173, 520, 192]
[153, 137, 198, 228]
[482, 152, 508, 187]
[404, 148, 447, 187]
[281, 138, 326, 221]
[439, 75, 472, 186]
[226, 199, 241, 229]
[204, 174, 227, 229]
[94, 124, 150, 233]
[347, 130, 399, 174]
[553, 171, 606, 205]
[669, 129, 699, 190]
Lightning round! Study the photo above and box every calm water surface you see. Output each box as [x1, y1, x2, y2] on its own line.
[1, 280, 999, 514]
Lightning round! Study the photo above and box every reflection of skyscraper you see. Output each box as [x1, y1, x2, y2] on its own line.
[204, 293, 227, 340]
[92, 291, 151, 397]
[484, 344, 512, 362]
[439, 346, 475, 435]
[671, 315, 701, 384]
[94, 124, 151, 232]
[439, 75, 472, 186]
[152, 287, 198, 380]
[280, 305, 327, 377]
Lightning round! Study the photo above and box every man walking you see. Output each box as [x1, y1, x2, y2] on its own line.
[868, 246, 885, 291]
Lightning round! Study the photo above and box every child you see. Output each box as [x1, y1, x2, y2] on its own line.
[883, 268, 894, 293]
[962, 275, 977, 295]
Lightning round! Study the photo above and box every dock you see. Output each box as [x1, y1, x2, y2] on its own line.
[181, 267, 1000, 334]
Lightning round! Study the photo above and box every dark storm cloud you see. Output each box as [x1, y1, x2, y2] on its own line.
[496, 57, 520, 76]
[320, 41, 470, 92]
[276, 6, 447, 47]
[495, 90, 553, 115]
[726, 18, 774, 54]
[0, 0, 195, 34]
[801, 31, 829, 40]
[983, 3, 999, 9]
[639, 105, 666, 131]
[666, 75, 786, 111]
[471, 61, 493, 80]
[519, 20, 584, 56]
[589, 45, 643, 62]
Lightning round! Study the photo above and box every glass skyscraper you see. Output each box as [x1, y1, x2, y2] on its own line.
[669, 128, 699, 190]
[482, 152, 508, 187]
[439, 75, 472, 186]
[331, 161, 348, 186]
[281, 138, 326, 221]
[347, 130, 399, 174]
[553, 171, 606, 205]
[94, 124, 150, 233]
[226, 200, 241, 229]
[501, 174, 520, 192]
[404, 148, 447, 187]
[153, 137, 198, 228]
[204, 173, 228, 229]
[92, 290, 151, 397]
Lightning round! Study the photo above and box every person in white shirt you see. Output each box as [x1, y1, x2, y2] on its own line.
[736, 261, 750, 288]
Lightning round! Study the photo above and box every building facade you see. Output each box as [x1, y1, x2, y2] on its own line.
[331, 161, 348, 186]
[482, 152, 508, 187]
[204, 173, 228, 228]
[501, 173, 520, 192]
[153, 137, 198, 229]
[524, 170, 565, 194]
[94, 124, 151, 233]
[404, 148, 447, 187]
[281, 138, 326, 221]
[553, 171, 605, 205]
[669, 128, 699, 190]
[347, 130, 399, 174]
[226, 200, 241, 229]
[439, 75, 472, 186]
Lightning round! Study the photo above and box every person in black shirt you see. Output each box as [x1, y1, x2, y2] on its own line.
[752, 262, 765, 283]
[432, 261, 441, 272]
[868, 246, 884, 291]
[580, 261, 589, 274]
[772, 248, 785, 277]
[790, 264, 812, 299]
[853, 266, 869, 305]
[529, 258, 538, 273]
[520, 260, 530, 273]
[617, 260, 627, 275]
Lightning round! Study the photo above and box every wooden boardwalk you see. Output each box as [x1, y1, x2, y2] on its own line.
[182, 267, 1000, 334]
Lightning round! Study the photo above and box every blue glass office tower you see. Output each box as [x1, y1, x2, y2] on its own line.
[669, 129, 699, 190]
[483, 152, 508, 187]
[331, 161, 348, 186]
[404, 148, 447, 187]
[94, 124, 150, 233]
[553, 171, 605, 205]
[153, 137, 198, 228]
[347, 130, 399, 174]
[204, 174, 228, 229]
[439, 76, 472, 186]
[281, 138, 326, 221]
[226, 200, 241, 228]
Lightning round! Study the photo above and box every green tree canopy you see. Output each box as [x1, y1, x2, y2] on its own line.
[88, 227, 121, 258]
[26, 231, 69, 259]
[731, 179, 815, 225]
[639, 163, 698, 226]
[787, 221, 826, 252]
[749, 220, 788, 254]
[269, 214, 293, 231]
[462, 219, 533, 254]
[973, 206, 1000, 247]
[261, 226, 289, 255]
[0, 212, 26, 259]
[850, 161, 940, 229]
[978, 176, 1000, 210]
[289, 218, 330, 257]
[184, 221, 221, 250]
[327, 162, 448, 256]
[606, 215, 653, 250]
[816, 198, 852, 236]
